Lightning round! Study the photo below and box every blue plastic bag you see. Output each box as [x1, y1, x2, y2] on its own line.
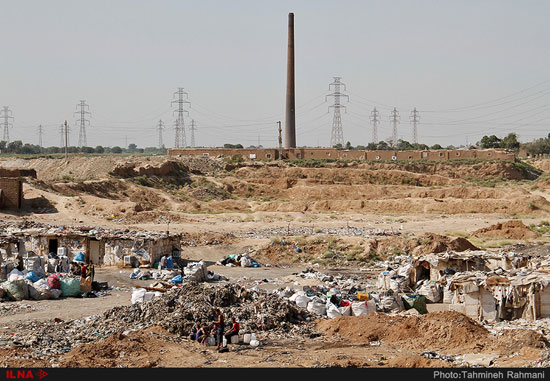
[169, 274, 182, 284]
[74, 252, 85, 262]
[25, 271, 40, 283]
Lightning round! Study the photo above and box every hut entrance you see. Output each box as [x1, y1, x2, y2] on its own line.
[48, 238, 58, 255]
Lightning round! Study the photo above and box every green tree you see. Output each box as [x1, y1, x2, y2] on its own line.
[344, 141, 352, 150]
[95, 146, 105, 154]
[430, 144, 443, 150]
[502, 133, 520, 150]
[111, 146, 123, 153]
[128, 143, 137, 152]
[479, 135, 502, 149]
[377, 141, 390, 150]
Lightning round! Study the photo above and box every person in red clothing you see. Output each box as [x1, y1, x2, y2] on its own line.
[80, 263, 88, 279]
[224, 317, 240, 344]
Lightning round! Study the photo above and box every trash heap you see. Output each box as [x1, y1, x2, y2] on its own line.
[0, 283, 313, 364]
[275, 268, 409, 319]
[217, 252, 260, 268]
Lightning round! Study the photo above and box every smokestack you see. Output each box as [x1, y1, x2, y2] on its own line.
[285, 13, 296, 149]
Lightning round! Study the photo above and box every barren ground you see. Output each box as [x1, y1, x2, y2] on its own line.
[1, 155, 550, 368]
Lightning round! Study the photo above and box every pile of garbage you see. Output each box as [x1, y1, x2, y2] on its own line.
[274, 268, 428, 318]
[237, 226, 401, 239]
[217, 253, 260, 268]
[0, 283, 313, 364]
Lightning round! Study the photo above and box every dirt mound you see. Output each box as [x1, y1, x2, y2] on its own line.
[112, 160, 188, 178]
[254, 233, 479, 266]
[57, 326, 180, 368]
[316, 311, 548, 355]
[316, 311, 492, 351]
[472, 220, 540, 240]
[412, 233, 479, 255]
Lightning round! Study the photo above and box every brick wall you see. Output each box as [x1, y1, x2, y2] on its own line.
[167, 148, 515, 162]
[0, 177, 22, 209]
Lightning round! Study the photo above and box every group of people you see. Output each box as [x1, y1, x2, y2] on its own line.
[189, 309, 240, 351]
[68, 260, 95, 281]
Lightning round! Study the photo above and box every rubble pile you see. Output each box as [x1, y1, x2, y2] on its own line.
[0, 283, 312, 364]
[237, 226, 402, 239]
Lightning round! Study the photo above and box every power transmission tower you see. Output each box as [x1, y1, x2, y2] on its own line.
[277, 121, 283, 158]
[38, 125, 43, 148]
[390, 107, 400, 147]
[410, 108, 420, 145]
[171, 88, 190, 148]
[326, 77, 349, 147]
[1, 106, 14, 143]
[190, 119, 196, 147]
[74, 100, 91, 147]
[156, 119, 165, 149]
[370, 107, 380, 144]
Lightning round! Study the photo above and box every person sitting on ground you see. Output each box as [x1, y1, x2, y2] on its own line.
[224, 317, 240, 343]
[211, 309, 225, 350]
[197, 324, 210, 345]
[189, 320, 201, 341]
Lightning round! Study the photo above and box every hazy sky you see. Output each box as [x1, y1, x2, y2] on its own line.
[1, 0, 549, 149]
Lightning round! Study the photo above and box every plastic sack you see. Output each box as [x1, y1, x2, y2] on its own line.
[131, 288, 146, 304]
[295, 295, 311, 308]
[379, 295, 404, 313]
[402, 295, 428, 314]
[169, 274, 183, 284]
[240, 256, 252, 267]
[326, 302, 342, 319]
[25, 271, 40, 283]
[60, 278, 82, 297]
[307, 300, 327, 316]
[8, 269, 25, 282]
[28, 284, 51, 300]
[417, 281, 441, 303]
[338, 306, 352, 316]
[47, 274, 61, 289]
[74, 252, 85, 262]
[3, 279, 29, 301]
[34, 279, 50, 290]
[289, 292, 303, 302]
[50, 289, 62, 299]
[352, 300, 376, 316]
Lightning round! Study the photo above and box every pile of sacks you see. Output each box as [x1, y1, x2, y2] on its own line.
[217, 253, 260, 268]
[0, 269, 86, 301]
[0, 267, 95, 301]
[287, 289, 405, 318]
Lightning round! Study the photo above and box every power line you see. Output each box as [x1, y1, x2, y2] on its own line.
[370, 107, 380, 144]
[390, 107, 400, 147]
[74, 100, 91, 147]
[156, 119, 165, 149]
[326, 77, 349, 147]
[172, 87, 190, 148]
[1, 106, 14, 143]
[38, 125, 43, 148]
[190, 119, 196, 148]
[410, 108, 420, 144]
